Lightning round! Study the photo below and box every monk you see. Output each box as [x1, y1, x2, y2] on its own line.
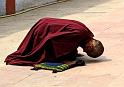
[5, 17, 104, 67]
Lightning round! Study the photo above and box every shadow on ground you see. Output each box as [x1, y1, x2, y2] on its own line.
[81, 55, 112, 64]
[0, 0, 110, 38]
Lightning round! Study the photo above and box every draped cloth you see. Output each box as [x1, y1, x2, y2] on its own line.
[5, 18, 94, 66]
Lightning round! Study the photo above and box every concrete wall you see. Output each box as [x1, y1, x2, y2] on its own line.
[0, 0, 58, 16]
[0, 0, 5, 15]
[16, 0, 56, 12]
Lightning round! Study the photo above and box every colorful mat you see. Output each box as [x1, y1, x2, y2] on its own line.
[31, 62, 69, 73]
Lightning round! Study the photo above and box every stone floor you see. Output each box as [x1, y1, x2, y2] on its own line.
[0, 0, 124, 87]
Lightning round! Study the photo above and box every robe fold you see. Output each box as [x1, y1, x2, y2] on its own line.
[5, 18, 94, 66]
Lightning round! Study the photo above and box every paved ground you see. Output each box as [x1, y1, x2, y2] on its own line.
[0, 0, 124, 87]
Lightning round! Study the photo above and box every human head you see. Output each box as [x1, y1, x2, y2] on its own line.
[81, 38, 104, 58]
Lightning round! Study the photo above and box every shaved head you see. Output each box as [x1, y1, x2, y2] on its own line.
[82, 39, 104, 58]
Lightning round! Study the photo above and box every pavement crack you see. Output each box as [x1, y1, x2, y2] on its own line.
[13, 73, 34, 85]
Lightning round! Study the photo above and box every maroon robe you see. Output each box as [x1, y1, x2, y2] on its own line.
[5, 18, 94, 66]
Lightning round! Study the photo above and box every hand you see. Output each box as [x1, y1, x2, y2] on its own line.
[75, 59, 86, 66]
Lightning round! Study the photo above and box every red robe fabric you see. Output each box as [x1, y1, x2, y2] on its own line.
[5, 18, 94, 66]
